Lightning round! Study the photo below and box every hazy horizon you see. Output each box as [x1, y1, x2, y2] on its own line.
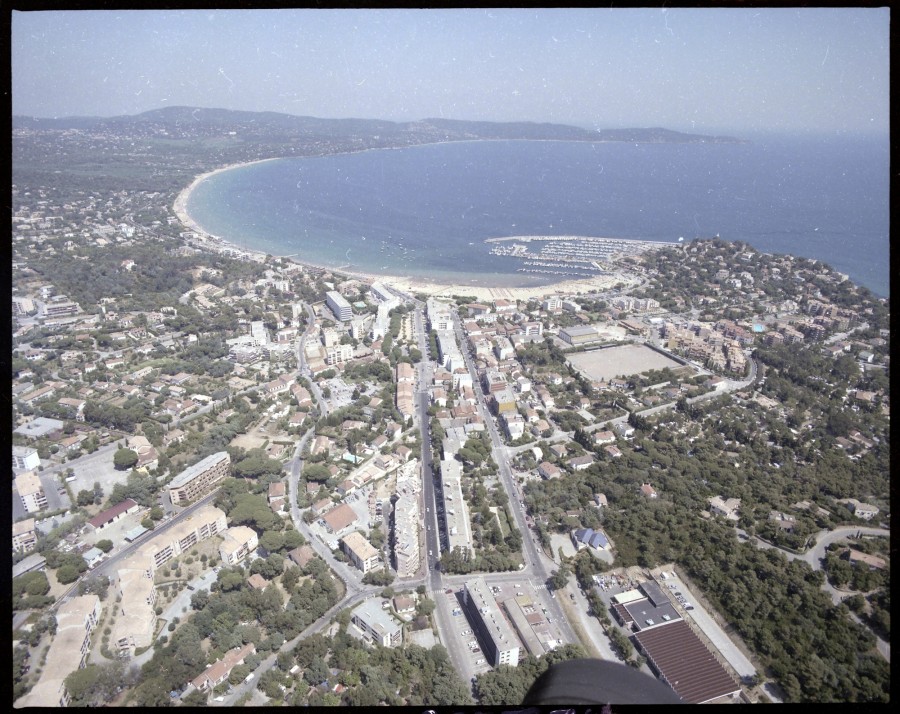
[12, 8, 889, 137]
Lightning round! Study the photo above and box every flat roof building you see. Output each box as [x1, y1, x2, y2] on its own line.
[351, 598, 402, 647]
[168, 451, 231, 505]
[440, 457, 473, 557]
[503, 596, 547, 658]
[392, 493, 420, 578]
[326, 290, 353, 321]
[13, 445, 40, 471]
[141, 504, 227, 572]
[16, 595, 102, 708]
[341, 531, 382, 574]
[219, 525, 259, 565]
[14, 417, 64, 439]
[559, 325, 601, 345]
[111, 562, 157, 655]
[463, 576, 520, 668]
[13, 517, 38, 554]
[15, 470, 47, 513]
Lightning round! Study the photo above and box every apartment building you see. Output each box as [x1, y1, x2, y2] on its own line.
[218, 526, 259, 565]
[341, 531, 382, 574]
[326, 290, 353, 321]
[106, 506, 226, 655]
[13, 518, 37, 553]
[325, 343, 354, 365]
[13, 445, 40, 471]
[351, 598, 402, 647]
[168, 451, 231, 505]
[15, 470, 48, 513]
[391, 493, 420, 578]
[463, 577, 521, 668]
[112, 560, 158, 654]
[142, 504, 228, 572]
[16, 595, 102, 708]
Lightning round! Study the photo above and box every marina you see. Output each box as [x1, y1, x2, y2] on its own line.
[487, 235, 668, 276]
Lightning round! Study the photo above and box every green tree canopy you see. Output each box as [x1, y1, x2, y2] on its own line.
[113, 447, 139, 470]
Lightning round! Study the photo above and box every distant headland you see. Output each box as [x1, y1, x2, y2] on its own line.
[13, 106, 746, 145]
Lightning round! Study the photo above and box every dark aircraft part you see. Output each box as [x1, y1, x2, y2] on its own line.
[524, 658, 682, 705]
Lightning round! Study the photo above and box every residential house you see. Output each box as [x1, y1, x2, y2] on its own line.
[538, 462, 561, 480]
[189, 643, 257, 693]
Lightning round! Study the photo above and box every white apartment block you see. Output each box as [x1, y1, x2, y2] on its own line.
[351, 598, 402, 647]
[13, 445, 40, 471]
[426, 297, 453, 331]
[369, 282, 395, 303]
[326, 290, 353, 321]
[463, 577, 520, 668]
[440, 458, 473, 558]
[391, 493, 420, 577]
[142, 504, 228, 572]
[341, 531, 382, 574]
[168, 451, 231, 505]
[13, 518, 38, 553]
[16, 595, 102, 708]
[218, 525, 259, 565]
[15, 470, 48, 513]
[112, 562, 157, 654]
[325, 343, 354, 365]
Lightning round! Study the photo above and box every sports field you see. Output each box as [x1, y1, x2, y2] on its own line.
[567, 344, 685, 382]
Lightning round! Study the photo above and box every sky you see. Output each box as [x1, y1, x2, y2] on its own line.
[11, 7, 890, 136]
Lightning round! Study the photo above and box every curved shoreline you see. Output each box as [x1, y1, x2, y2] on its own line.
[170, 148, 631, 300]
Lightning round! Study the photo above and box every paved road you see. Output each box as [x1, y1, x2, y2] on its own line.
[562, 580, 614, 660]
[737, 524, 890, 663]
[89, 491, 220, 583]
[451, 311, 577, 647]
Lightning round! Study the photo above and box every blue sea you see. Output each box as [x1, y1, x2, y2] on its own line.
[185, 134, 889, 297]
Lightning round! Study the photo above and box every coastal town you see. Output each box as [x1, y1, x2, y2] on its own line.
[11, 114, 890, 707]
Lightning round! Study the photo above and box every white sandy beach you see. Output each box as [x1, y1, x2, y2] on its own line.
[172, 158, 627, 301]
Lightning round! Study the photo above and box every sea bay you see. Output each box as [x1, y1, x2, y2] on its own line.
[185, 135, 889, 297]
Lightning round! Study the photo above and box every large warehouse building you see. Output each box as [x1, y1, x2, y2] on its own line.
[611, 581, 741, 704]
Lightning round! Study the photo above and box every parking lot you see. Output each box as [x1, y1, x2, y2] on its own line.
[592, 569, 644, 601]
[40, 443, 129, 508]
[444, 588, 492, 676]
[323, 377, 357, 410]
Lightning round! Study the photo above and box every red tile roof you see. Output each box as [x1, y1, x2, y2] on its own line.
[88, 498, 139, 529]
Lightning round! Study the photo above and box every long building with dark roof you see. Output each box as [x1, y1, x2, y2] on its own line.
[609, 580, 740, 703]
[633, 619, 740, 704]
